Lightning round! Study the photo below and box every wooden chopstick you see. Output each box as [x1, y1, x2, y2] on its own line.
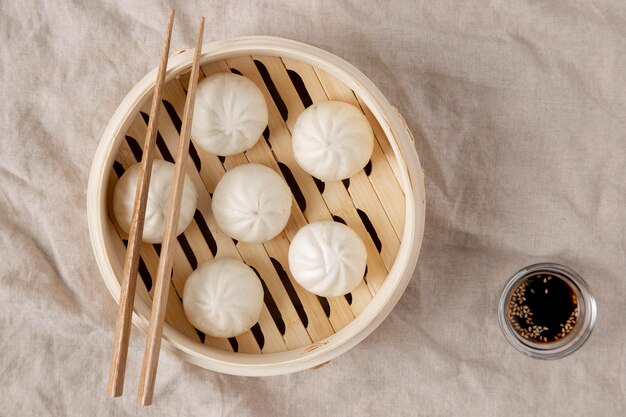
[137, 16, 205, 406]
[106, 8, 175, 398]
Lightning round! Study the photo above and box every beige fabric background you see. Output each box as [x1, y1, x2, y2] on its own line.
[1, 0, 625, 415]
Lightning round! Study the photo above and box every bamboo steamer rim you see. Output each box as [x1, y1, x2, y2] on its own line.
[87, 36, 426, 376]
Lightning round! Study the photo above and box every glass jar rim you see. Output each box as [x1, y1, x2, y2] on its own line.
[497, 263, 597, 360]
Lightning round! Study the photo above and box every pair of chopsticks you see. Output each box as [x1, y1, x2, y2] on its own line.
[107, 9, 205, 406]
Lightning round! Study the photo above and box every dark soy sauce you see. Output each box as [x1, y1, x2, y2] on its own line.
[508, 273, 578, 343]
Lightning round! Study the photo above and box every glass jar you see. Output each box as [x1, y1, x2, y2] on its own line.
[498, 263, 597, 359]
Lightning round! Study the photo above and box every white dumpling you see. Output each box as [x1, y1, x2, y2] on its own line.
[212, 163, 292, 243]
[291, 101, 374, 181]
[112, 160, 197, 244]
[288, 221, 367, 297]
[191, 72, 268, 156]
[183, 258, 264, 338]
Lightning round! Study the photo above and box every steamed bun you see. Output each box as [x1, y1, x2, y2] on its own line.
[191, 72, 268, 156]
[183, 258, 264, 338]
[112, 160, 197, 243]
[211, 163, 292, 243]
[291, 101, 374, 181]
[288, 221, 367, 297]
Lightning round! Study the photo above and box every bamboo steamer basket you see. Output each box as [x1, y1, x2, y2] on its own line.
[87, 36, 425, 376]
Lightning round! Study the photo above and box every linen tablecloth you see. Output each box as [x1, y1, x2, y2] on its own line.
[1, 1, 625, 415]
